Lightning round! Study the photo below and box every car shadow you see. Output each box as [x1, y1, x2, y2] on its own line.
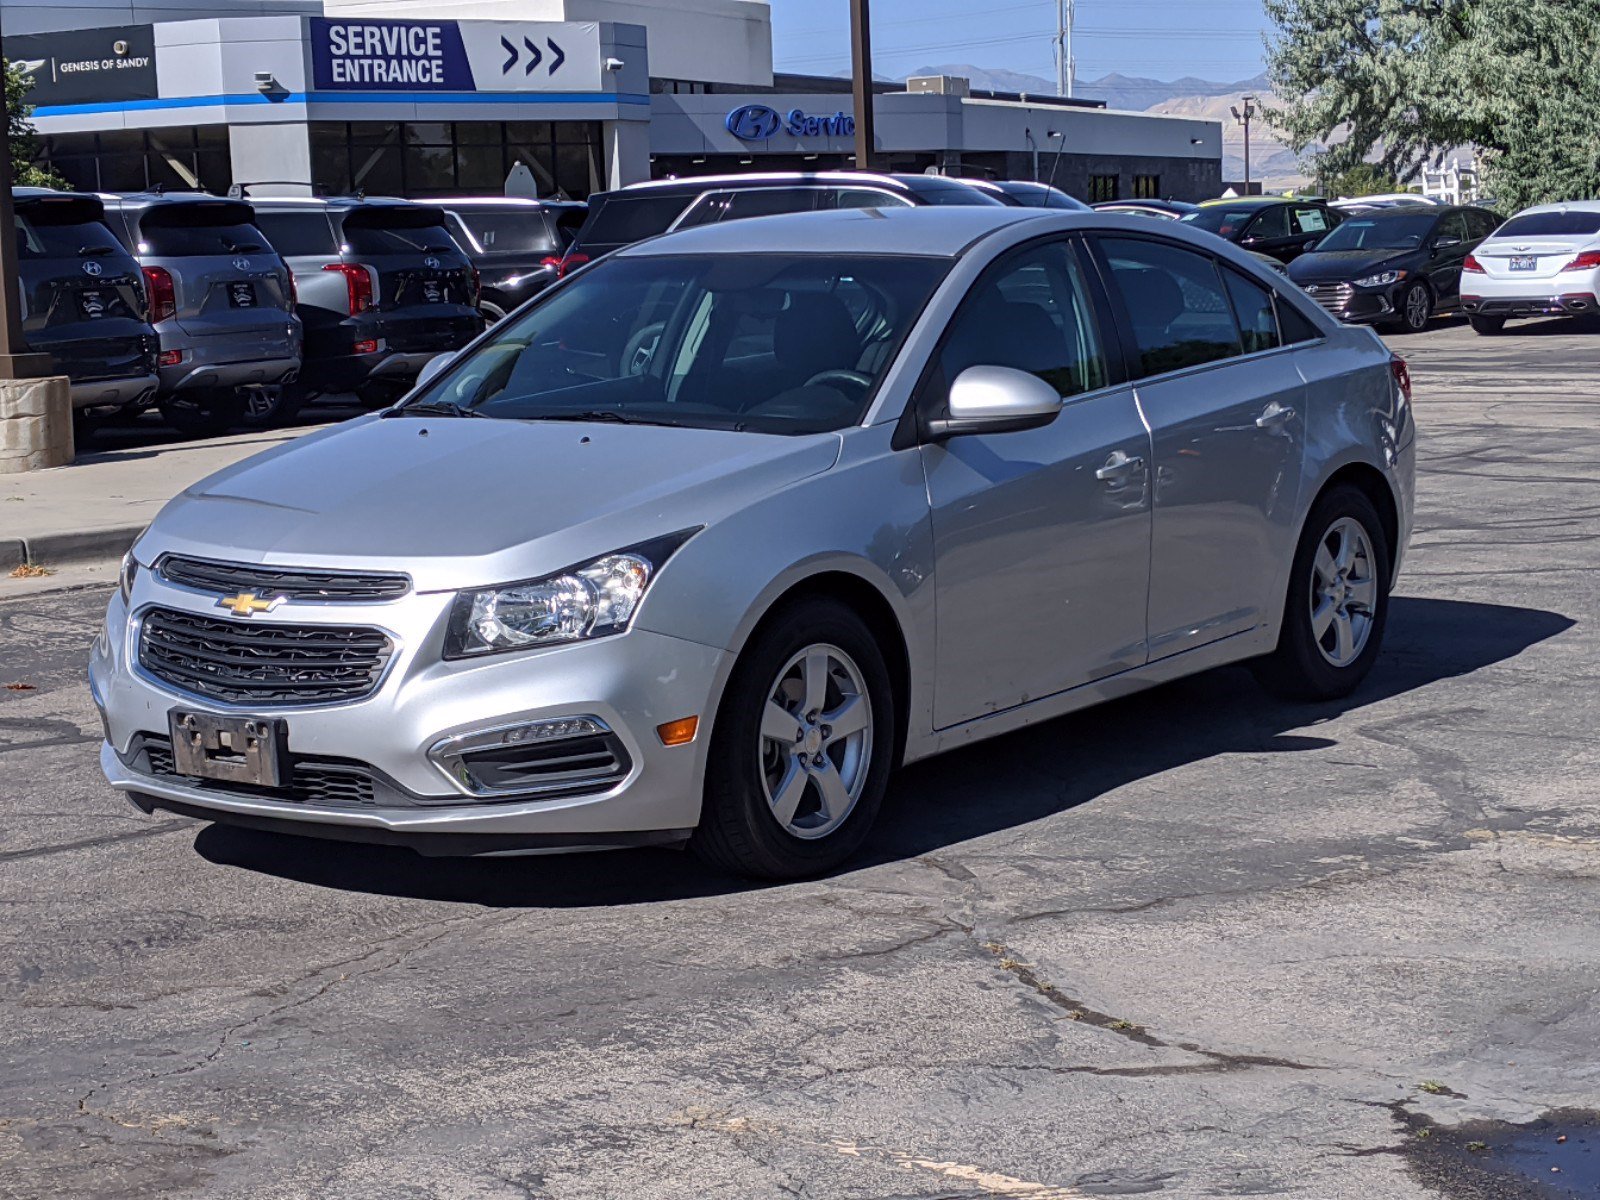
[192, 596, 1573, 907]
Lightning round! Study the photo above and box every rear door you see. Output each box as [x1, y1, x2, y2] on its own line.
[338, 206, 482, 353]
[135, 201, 295, 348]
[1241, 204, 1297, 260]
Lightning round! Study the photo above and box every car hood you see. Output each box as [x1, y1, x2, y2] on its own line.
[142, 416, 843, 591]
[1289, 249, 1415, 284]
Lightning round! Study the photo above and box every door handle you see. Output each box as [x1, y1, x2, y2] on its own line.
[1095, 450, 1146, 481]
[1256, 401, 1296, 429]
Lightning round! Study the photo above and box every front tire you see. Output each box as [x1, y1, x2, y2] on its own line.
[1397, 281, 1433, 333]
[1253, 485, 1391, 701]
[1469, 314, 1506, 336]
[690, 599, 895, 880]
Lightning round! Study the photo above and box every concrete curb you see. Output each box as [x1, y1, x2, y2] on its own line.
[0, 539, 24, 569]
[18, 526, 143, 566]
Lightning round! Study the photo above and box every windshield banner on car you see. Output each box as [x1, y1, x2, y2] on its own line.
[311, 18, 601, 93]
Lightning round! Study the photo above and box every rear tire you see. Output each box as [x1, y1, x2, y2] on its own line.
[159, 389, 246, 438]
[690, 598, 895, 880]
[1252, 484, 1391, 702]
[1469, 314, 1507, 336]
[238, 384, 306, 430]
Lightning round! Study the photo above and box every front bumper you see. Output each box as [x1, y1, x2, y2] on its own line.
[1300, 282, 1401, 325]
[91, 576, 729, 851]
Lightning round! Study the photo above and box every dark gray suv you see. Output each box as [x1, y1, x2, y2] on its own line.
[101, 193, 302, 436]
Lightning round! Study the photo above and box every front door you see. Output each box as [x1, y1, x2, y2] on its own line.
[1093, 234, 1307, 660]
[922, 237, 1152, 729]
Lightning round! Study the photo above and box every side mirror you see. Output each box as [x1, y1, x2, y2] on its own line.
[1432, 235, 1462, 252]
[926, 365, 1063, 441]
[415, 351, 455, 390]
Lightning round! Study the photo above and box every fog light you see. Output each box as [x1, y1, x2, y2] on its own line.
[352, 338, 379, 355]
[501, 716, 606, 744]
[656, 716, 699, 746]
[157, 349, 182, 367]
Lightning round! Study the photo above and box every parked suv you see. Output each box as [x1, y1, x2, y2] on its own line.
[1288, 204, 1501, 332]
[560, 172, 1004, 273]
[440, 197, 587, 323]
[101, 193, 301, 436]
[1181, 196, 1346, 264]
[250, 198, 485, 406]
[14, 188, 158, 417]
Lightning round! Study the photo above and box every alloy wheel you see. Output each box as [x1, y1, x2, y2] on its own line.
[758, 643, 874, 840]
[1310, 516, 1378, 667]
[1405, 284, 1431, 330]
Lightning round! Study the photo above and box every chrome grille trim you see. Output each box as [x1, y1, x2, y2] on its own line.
[156, 555, 411, 602]
[1303, 282, 1353, 316]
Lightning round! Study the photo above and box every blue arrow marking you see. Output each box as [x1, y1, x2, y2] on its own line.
[500, 36, 516, 73]
[523, 37, 542, 75]
[547, 39, 565, 75]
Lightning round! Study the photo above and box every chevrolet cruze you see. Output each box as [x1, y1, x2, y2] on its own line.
[93, 207, 1415, 879]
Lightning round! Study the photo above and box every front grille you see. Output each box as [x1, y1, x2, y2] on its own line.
[1303, 282, 1353, 316]
[138, 607, 392, 706]
[157, 555, 410, 602]
[141, 735, 378, 807]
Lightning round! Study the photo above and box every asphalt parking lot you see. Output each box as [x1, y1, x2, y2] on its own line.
[3, 315, 1599, 1199]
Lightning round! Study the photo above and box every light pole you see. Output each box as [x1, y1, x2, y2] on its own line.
[1055, 0, 1075, 98]
[1230, 93, 1258, 195]
[849, 0, 876, 172]
[0, 45, 49, 379]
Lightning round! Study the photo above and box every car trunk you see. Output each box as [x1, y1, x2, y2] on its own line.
[1475, 238, 1595, 281]
[340, 206, 481, 352]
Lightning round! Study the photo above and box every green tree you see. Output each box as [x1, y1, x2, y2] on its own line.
[5, 60, 67, 189]
[1318, 162, 1403, 198]
[1264, 0, 1600, 209]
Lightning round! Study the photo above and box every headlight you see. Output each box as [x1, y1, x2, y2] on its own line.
[444, 530, 699, 659]
[1355, 269, 1406, 288]
[118, 551, 139, 604]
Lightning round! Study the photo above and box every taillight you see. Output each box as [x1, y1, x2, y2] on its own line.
[469, 264, 481, 301]
[1463, 254, 1485, 274]
[557, 252, 590, 279]
[539, 255, 562, 271]
[1563, 250, 1600, 272]
[157, 349, 182, 368]
[1391, 355, 1412, 407]
[322, 262, 374, 315]
[286, 268, 298, 311]
[141, 265, 175, 324]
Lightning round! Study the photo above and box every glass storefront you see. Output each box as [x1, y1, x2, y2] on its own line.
[309, 121, 604, 200]
[38, 128, 232, 194]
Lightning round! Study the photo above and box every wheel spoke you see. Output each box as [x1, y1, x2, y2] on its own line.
[761, 701, 802, 745]
[1346, 577, 1377, 611]
[822, 693, 869, 741]
[812, 760, 850, 821]
[802, 648, 829, 713]
[1314, 544, 1339, 587]
[1311, 597, 1337, 641]
[1333, 611, 1355, 662]
[1334, 527, 1356, 574]
[769, 759, 809, 828]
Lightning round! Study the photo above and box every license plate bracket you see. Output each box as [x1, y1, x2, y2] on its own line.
[168, 710, 287, 787]
[1510, 255, 1538, 271]
[228, 281, 256, 307]
[76, 290, 106, 319]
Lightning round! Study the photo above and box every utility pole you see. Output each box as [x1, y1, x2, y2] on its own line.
[849, 0, 876, 171]
[0, 43, 49, 379]
[1230, 94, 1258, 195]
[1055, 0, 1076, 98]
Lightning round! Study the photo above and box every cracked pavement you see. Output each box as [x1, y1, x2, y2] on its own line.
[1, 318, 1597, 1198]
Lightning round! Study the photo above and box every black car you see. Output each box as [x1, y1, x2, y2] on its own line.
[561, 172, 1003, 272]
[1288, 204, 1502, 332]
[14, 188, 158, 419]
[441, 198, 587, 323]
[958, 178, 1091, 209]
[1181, 196, 1346, 263]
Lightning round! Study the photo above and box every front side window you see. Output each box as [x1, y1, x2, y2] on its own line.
[1099, 236, 1243, 378]
[1246, 205, 1291, 240]
[938, 240, 1109, 400]
[411, 253, 950, 435]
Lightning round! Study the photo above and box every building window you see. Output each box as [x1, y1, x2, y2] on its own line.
[1089, 174, 1120, 203]
[1133, 174, 1160, 199]
[308, 121, 604, 200]
[38, 127, 231, 194]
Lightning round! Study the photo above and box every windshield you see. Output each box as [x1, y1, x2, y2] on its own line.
[452, 209, 559, 255]
[407, 253, 951, 435]
[1180, 207, 1258, 236]
[1494, 211, 1600, 238]
[1312, 212, 1438, 251]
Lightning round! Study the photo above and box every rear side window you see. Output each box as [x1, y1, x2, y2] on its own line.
[15, 213, 124, 261]
[1100, 237, 1243, 378]
[449, 209, 559, 255]
[254, 211, 339, 257]
[576, 194, 691, 249]
[342, 221, 459, 257]
[826, 188, 914, 211]
[677, 188, 822, 228]
[1276, 300, 1322, 344]
[1495, 211, 1600, 238]
[1222, 269, 1281, 354]
[1291, 206, 1332, 235]
[1467, 209, 1501, 240]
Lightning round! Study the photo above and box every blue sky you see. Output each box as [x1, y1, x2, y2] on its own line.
[769, 0, 1273, 84]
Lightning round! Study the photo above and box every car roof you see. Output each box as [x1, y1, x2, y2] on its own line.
[1509, 200, 1600, 216]
[613, 172, 945, 197]
[440, 196, 582, 209]
[1348, 204, 1450, 220]
[1198, 196, 1304, 208]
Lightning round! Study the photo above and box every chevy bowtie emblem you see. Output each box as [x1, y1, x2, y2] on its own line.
[217, 592, 284, 617]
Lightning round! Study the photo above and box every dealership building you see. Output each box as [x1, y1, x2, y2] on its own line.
[1, 0, 1222, 203]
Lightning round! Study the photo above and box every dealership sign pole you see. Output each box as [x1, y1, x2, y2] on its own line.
[850, 0, 875, 171]
[0, 43, 49, 379]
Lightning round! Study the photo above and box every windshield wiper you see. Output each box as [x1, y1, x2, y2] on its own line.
[382, 400, 487, 419]
[79, 245, 115, 257]
[535, 410, 649, 425]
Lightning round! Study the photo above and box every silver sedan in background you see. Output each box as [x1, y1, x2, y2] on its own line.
[93, 207, 1415, 879]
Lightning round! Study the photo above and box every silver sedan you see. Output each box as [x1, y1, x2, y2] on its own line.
[92, 206, 1416, 879]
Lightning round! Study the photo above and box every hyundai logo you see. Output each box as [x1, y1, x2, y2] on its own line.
[423, 255, 441, 269]
[81, 260, 102, 277]
[233, 257, 251, 271]
[725, 104, 783, 141]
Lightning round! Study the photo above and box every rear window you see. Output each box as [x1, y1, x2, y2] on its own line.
[254, 210, 339, 257]
[450, 208, 559, 255]
[15, 213, 124, 261]
[134, 202, 267, 257]
[576, 194, 692, 250]
[903, 178, 1004, 207]
[341, 221, 460, 257]
[1181, 206, 1261, 237]
[1493, 211, 1600, 238]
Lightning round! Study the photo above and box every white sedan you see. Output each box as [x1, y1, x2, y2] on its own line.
[1460, 201, 1600, 334]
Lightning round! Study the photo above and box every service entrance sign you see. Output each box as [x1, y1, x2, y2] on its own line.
[310, 19, 602, 93]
